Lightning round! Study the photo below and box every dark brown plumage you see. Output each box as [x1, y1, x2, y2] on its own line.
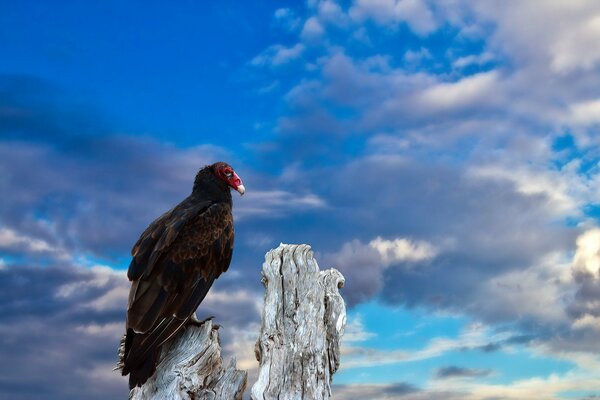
[118, 162, 244, 389]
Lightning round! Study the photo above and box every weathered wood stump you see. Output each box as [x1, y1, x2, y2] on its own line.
[125, 243, 346, 400]
[128, 321, 247, 400]
[252, 244, 346, 400]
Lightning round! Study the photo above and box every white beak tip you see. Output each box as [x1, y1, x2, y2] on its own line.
[236, 185, 246, 195]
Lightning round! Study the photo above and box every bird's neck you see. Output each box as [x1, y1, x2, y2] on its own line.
[191, 170, 232, 205]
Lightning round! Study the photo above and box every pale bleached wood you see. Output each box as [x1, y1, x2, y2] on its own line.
[123, 243, 346, 400]
[128, 320, 247, 400]
[252, 244, 346, 400]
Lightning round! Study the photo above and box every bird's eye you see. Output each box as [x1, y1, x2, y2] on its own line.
[224, 170, 233, 178]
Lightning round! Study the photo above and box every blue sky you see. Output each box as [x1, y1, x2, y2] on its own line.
[2, 1, 600, 399]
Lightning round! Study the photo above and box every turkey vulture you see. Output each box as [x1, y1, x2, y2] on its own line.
[117, 162, 245, 389]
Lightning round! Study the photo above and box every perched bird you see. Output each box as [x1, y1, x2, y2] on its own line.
[117, 161, 245, 389]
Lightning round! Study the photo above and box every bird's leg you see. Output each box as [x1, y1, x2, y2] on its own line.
[187, 312, 216, 327]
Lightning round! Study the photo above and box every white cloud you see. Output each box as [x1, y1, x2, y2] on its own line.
[322, 236, 438, 304]
[443, 1, 600, 74]
[344, 315, 377, 342]
[251, 44, 305, 67]
[75, 322, 123, 337]
[317, 0, 347, 26]
[403, 47, 432, 65]
[452, 52, 494, 69]
[235, 189, 326, 219]
[273, 8, 301, 31]
[329, 236, 437, 271]
[567, 99, 600, 126]
[550, 14, 600, 73]
[370, 236, 438, 266]
[341, 321, 509, 369]
[573, 228, 600, 278]
[468, 156, 591, 218]
[430, 370, 600, 400]
[478, 252, 573, 324]
[0, 227, 70, 260]
[416, 70, 500, 111]
[203, 288, 262, 315]
[573, 314, 600, 332]
[221, 322, 261, 372]
[55, 264, 130, 312]
[349, 0, 437, 36]
[274, 8, 291, 19]
[301, 16, 325, 40]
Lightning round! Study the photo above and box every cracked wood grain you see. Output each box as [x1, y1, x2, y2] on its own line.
[128, 320, 247, 400]
[252, 244, 346, 400]
[125, 243, 345, 400]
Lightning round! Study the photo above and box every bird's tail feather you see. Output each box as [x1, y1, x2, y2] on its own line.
[127, 346, 159, 389]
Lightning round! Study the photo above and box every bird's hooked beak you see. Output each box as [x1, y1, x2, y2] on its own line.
[229, 172, 245, 196]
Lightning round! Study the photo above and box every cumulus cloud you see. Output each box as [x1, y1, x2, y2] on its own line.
[251, 0, 600, 158]
[476, 253, 572, 325]
[301, 16, 325, 40]
[415, 70, 501, 113]
[243, 6, 600, 367]
[370, 237, 438, 265]
[572, 229, 600, 278]
[349, 0, 437, 36]
[437, 1, 600, 73]
[322, 236, 437, 305]
[0, 227, 70, 260]
[452, 52, 495, 69]
[567, 99, 600, 127]
[273, 8, 301, 31]
[564, 228, 600, 351]
[250, 44, 305, 67]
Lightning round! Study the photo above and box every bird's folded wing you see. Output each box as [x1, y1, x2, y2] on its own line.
[126, 201, 233, 334]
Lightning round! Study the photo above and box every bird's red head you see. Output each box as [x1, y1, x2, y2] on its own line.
[213, 162, 245, 195]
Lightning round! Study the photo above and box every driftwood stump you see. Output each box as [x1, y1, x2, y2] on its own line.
[252, 244, 346, 400]
[128, 321, 247, 400]
[125, 243, 345, 400]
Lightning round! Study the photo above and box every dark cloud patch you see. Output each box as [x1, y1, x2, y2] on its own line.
[474, 342, 502, 353]
[333, 381, 420, 399]
[435, 366, 493, 379]
[505, 334, 536, 345]
[333, 382, 467, 400]
[0, 263, 129, 400]
[567, 270, 600, 321]
[321, 239, 386, 306]
[466, 334, 536, 353]
[0, 262, 261, 400]
[385, 382, 420, 395]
